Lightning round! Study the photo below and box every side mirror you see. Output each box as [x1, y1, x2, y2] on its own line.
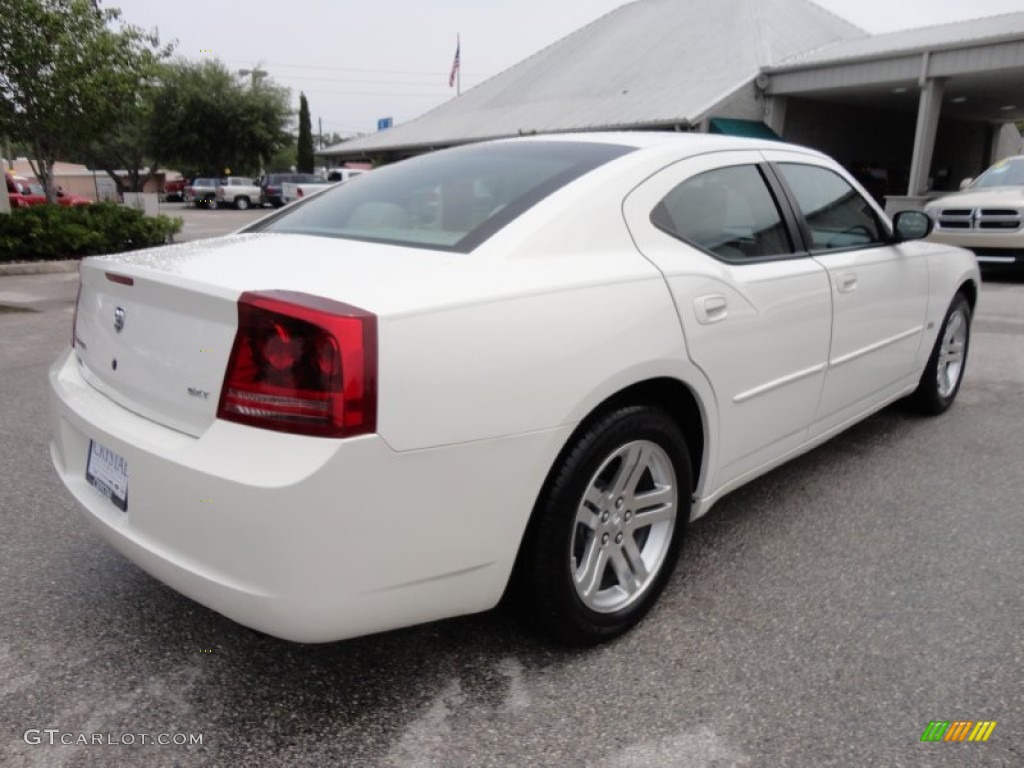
[959, 177, 973, 190]
[892, 210, 933, 242]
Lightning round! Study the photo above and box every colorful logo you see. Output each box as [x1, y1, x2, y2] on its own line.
[921, 721, 997, 742]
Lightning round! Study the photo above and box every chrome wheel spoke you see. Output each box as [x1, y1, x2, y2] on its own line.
[629, 485, 673, 514]
[582, 484, 608, 513]
[575, 505, 602, 532]
[608, 444, 646, 500]
[621, 535, 649, 583]
[575, 537, 607, 598]
[608, 547, 641, 596]
[628, 500, 675, 530]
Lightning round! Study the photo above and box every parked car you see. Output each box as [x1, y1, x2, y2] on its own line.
[325, 168, 368, 183]
[18, 180, 91, 207]
[216, 176, 261, 210]
[50, 134, 978, 647]
[4, 170, 30, 208]
[924, 155, 1024, 271]
[280, 179, 332, 205]
[185, 177, 221, 208]
[259, 173, 321, 208]
[164, 178, 187, 203]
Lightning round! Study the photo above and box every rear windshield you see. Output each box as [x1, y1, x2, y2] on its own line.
[245, 141, 633, 252]
[974, 157, 1024, 189]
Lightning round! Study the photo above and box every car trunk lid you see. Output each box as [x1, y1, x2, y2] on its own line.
[73, 233, 469, 436]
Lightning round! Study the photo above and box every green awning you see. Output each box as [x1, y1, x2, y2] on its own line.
[708, 118, 780, 140]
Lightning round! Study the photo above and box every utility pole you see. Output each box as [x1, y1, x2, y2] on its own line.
[238, 68, 268, 176]
[318, 118, 323, 150]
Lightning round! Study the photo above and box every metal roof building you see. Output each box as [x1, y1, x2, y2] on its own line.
[323, 0, 1024, 204]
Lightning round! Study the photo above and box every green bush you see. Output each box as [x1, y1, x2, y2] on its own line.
[0, 203, 183, 262]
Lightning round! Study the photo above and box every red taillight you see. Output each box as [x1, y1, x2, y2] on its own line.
[217, 291, 377, 438]
[296, 188, 304, 198]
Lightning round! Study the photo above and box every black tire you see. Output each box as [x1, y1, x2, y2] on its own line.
[907, 293, 971, 415]
[517, 405, 691, 646]
[235, 196, 250, 210]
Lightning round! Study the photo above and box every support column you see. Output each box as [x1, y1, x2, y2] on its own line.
[764, 95, 788, 137]
[907, 78, 945, 196]
[988, 123, 1007, 165]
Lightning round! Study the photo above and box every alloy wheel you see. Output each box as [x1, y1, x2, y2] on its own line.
[570, 440, 678, 613]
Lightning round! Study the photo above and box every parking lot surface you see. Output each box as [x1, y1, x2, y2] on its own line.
[160, 201, 270, 242]
[0, 272, 1021, 767]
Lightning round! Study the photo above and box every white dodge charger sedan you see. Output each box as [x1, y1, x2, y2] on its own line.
[50, 133, 979, 646]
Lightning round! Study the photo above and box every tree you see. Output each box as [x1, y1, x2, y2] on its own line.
[149, 60, 292, 178]
[297, 93, 314, 173]
[266, 137, 298, 174]
[87, 88, 161, 195]
[0, 0, 171, 202]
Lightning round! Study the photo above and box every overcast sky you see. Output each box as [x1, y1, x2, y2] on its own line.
[105, 0, 1024, 139]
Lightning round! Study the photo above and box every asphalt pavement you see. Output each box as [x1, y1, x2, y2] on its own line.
[159, 201, 270, 242]
[0, 270, 1021, 767]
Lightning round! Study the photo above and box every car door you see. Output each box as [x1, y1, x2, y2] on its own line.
[764, 152, 930, 436]
[623, 150, 832, 489]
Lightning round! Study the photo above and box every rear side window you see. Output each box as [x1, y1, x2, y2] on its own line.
[776, 163, 885, 250]
[651, 164, 793, 261]
[247, 141, 633, 252]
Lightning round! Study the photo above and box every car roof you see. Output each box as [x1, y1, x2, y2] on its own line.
[497, 131, 827, 161]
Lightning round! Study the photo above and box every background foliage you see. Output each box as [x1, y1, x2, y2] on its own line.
[0, 0, 171, 201]
[297, 93, 315, 174]
[0, 204, 182, 261]
[149, 60, 293, 178]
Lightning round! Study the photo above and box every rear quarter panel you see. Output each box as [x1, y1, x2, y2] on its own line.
[375, 173, 715, 458]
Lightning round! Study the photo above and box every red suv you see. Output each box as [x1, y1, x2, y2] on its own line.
[5, 170, 30, 209]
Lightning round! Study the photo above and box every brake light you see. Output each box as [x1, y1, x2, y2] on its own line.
[297, 188, 304, 198]
[217, 291, 377, 437]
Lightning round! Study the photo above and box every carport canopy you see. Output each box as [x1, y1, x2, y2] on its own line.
[765, 13, 1024, 200]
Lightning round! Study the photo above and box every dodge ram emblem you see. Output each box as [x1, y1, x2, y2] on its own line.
[113, 306, 126, 333]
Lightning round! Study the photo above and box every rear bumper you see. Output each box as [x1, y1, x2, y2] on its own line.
[49, 348, 570, 642]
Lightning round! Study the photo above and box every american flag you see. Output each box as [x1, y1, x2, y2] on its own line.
[449, 38, 460, 88]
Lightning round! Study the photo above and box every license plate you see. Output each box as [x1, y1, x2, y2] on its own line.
[86, 440, 129, 512]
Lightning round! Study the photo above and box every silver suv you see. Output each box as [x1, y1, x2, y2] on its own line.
[186, 178, 222, 209]
[925, 156, 1024, 271]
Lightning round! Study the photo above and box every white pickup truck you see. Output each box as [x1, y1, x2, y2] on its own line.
[281, 179, 330, 205]
[216, 177, 262, 210]
[281, 169, 368, 205]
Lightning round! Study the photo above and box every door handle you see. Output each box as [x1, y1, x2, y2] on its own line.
[694, 294, 728, 324]
[836, 273, 858, 293]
